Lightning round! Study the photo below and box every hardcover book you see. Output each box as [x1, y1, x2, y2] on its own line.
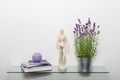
[21, 64, 52, 72]
[21, 59, 52, 72]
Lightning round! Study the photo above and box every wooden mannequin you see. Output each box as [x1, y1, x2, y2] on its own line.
[57, 29, 69, 71]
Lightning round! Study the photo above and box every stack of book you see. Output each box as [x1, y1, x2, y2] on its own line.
[21, 59, 52, 72]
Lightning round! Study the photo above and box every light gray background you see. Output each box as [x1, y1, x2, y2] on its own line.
[0, 0, 120, 80]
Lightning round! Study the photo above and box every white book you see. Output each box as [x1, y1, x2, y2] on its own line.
[21, 65, 52, 72]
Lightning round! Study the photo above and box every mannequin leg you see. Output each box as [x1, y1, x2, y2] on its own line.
[63, 48, 66, 67]
[59, 48, 63, 67]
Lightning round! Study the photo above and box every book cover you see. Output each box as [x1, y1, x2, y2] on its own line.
[21, 64, 52, 72]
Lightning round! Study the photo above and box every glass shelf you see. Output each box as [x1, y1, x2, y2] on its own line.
[7, 66, 109, 73]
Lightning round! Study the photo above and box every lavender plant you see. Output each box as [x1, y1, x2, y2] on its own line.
[73, 18, 100, 58]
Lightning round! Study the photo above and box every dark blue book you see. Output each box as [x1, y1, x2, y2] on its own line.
[28, 59, 48, 65]
[21, 59, 52, 68]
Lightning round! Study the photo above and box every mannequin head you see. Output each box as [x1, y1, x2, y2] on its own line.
[60, 29, 64, 35]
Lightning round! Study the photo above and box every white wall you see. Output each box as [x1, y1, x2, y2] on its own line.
[0, 0, 120, 80]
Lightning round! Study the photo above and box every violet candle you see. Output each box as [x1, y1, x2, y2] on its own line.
[32, 53, 42, 62]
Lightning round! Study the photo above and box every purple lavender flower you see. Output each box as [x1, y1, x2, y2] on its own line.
[73, 31, 75, 34]
[88, 18, 91, 24]
[74, 18, 100, 38]
[83, 25, 87, 33]
[76, 24, 81, 29]
[97, 31, 100, 34]
[90, 22, 96, 33]
[97, 25, 100, 28]
[78, 19, 81, 24]
[74, 27, 78, 31]
[90, 26, 95, 34]
[79, 31, 81, 36]
[75, 24, 78, 28]
[93, 22, 96, 28]
[81, 27, 84, 33]
[83, 25, 85, 28]
[90, 30, 94, 34]
[78, 25, 80, 29]
[86, 23, 88, 26]
[84, 26, 88, 30]
[77, 24, 81, 28]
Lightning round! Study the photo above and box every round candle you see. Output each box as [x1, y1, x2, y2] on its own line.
[32, 53, 42, 62]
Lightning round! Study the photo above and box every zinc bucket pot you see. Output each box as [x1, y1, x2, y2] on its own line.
[79, 58, 92, 72]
